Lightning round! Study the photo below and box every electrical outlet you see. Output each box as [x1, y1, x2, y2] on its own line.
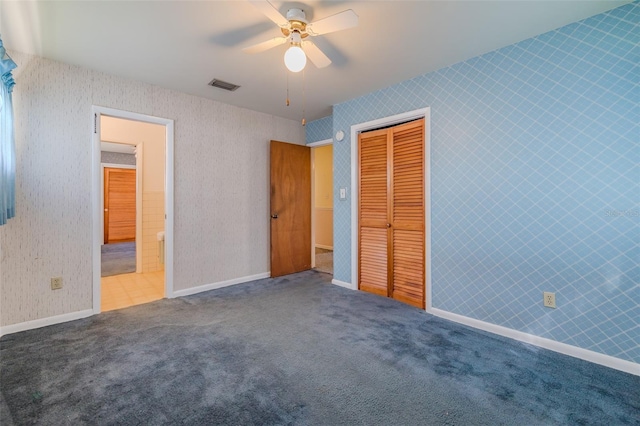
[543, 292, 556, 308]
[51, 277, 63, 290]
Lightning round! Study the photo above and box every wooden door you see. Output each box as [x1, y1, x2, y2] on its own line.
[270, 141, 311, 277]
[390, 120, 425, 308]
[359, 119, 426, 308]
[104, 167, 136, 243]
[358, 128, 390, 297]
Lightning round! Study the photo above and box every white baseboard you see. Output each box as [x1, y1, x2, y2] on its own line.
[0, 309, 94, 338]
[0, 272, 271, 337]
[315, 244, 333, 250]
[172, 272, 271, 298]
[429, 308, 639, 376]
[331, 278, 356, 290]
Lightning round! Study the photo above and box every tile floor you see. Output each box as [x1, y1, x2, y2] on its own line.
[101, 270, 165, 312]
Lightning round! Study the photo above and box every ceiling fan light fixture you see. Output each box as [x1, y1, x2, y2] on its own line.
[284, 45, 306, 72]
[245, 3, 359, 71]
[284, 31, 306, 73]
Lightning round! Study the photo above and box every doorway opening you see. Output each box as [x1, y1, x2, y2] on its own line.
[92, 107, 174, 314]
[101, 141, 137, 280]
[310, 139, 333, 275]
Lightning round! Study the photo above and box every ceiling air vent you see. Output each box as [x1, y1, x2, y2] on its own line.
[208, 78, 240, 92]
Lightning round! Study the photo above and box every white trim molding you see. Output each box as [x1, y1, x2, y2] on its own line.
[101, 163, 136, 169]
[331, 279, 357, 290]
[0, 309, 94, 338]
[430, 308, 640, 376]
[310, 139, 334, 268]
[135, 143, 144, 273]
[172, 272, 270, 298]
[0, 272, 269, 337]
[350, 107, 432, 307]
[91, 106, 175, 312]
[315, 244, 333, 250]
[307, 138, 333, 147]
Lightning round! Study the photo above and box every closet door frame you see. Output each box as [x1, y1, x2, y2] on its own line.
[350, 107, 432, 310]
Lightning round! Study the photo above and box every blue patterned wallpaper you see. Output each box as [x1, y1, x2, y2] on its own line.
[321, 3, 639, 363]
[306, 115, 332, 143]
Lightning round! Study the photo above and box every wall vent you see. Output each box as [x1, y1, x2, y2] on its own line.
[208, 79, 240, 91]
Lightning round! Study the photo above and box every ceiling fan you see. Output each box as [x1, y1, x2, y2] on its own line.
[243, 0, 359, 72]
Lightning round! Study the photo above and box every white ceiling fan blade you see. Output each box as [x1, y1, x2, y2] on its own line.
[306, 9, 358, 36]
[242, 37, 287, 54]
[302, 40, 332, 68]
[248, 0, 289, 28]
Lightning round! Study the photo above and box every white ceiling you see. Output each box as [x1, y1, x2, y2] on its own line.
[2, 1, 630, 122]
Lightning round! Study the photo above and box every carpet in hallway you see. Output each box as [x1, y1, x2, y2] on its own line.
[101, 242, 136, 277]
[314, 247, 333, 275]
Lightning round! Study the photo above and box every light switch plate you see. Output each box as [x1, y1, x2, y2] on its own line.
[339, 188, 347, 200]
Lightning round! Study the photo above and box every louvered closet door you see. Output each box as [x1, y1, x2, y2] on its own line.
[359, 128, 390, 297]
[104, 168, 136, 243]
[358, 118, 426, 309]
[390, 120, 425, 308]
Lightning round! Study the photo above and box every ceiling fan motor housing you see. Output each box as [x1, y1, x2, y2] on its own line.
[281, 9, 309, 37]
[286, 8, 308, 24]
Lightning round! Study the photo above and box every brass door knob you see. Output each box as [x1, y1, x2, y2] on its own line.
[271, 213, 279, 219]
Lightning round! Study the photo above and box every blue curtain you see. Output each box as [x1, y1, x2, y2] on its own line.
[0, 36, 17, 225]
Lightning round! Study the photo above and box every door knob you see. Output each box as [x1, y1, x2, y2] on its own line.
[271, 213, 279, 219]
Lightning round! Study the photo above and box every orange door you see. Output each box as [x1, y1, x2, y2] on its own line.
[104, 167, 136, 243]
[270, 141, 311, 277]
[359, 119, 426, 308]
[358, 128, 390, 297]
[390, 120, 426, 308]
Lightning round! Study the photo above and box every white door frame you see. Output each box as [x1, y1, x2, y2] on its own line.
[134, 143, 144, 273]
[350, 107, 432, 310]
[308, 138, 333, 268]
[91, 106, 175, 314]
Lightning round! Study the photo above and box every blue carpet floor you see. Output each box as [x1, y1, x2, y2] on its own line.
[1, 270, 637, 425]
[101, 242, 136, 277]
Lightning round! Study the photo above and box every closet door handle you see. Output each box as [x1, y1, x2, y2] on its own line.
[386, 223, 391, 228]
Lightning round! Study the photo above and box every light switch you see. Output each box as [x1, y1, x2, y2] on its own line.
[339, 188, 347, 200]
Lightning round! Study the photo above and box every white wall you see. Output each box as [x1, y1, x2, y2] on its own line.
[101, 116, 166, 192]
[141, 134, 165, 272]
[0, 51, 305, 327]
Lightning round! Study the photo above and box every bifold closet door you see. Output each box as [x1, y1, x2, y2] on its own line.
[358, 129, 390, 297]
[358, 119, 425, 309]
[390, 120, 425, 308]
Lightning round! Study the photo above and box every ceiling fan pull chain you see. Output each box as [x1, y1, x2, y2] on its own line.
[286, 68, 290, 106]
[302, 68, 306, 126]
